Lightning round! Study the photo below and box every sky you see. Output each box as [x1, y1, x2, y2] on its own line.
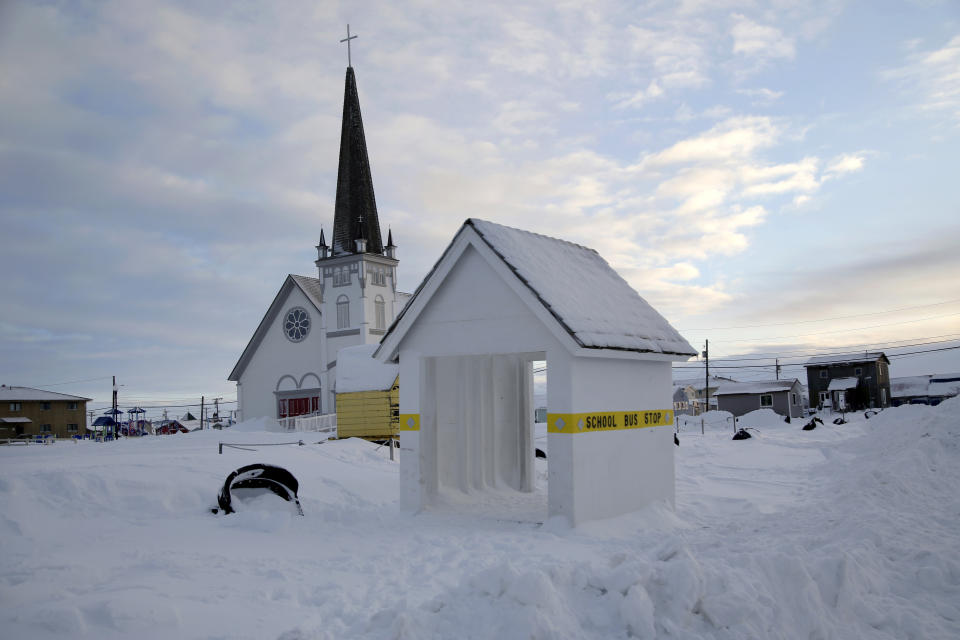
[1, 0, 958, 414]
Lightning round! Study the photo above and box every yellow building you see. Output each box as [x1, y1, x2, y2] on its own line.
[335, 344, 399, 440]
[0, 385, 90, 438]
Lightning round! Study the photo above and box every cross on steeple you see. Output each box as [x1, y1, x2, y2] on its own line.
[340, 24, 358, 67]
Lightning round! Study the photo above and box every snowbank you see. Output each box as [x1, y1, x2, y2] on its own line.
[1, 399, 958, 639]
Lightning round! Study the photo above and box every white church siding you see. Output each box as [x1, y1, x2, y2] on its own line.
[235, 284, 326, 422]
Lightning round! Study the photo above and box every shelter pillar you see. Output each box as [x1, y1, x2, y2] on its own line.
[398, 349, 426, 511]
[547, 351, 675, 526]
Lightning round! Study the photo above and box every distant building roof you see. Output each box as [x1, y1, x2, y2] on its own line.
[890, 375, 931, 398]
[929, 373, 960, 398]
[0, 386, 91, 402]
[805, 352, 889, 366]
[714, 379, 800, 396]
[336, 344, 398, 393]
[827, 377, 859, 391]
[673, 375, 737, 391]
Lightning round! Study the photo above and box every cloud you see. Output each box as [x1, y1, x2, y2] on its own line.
[730, 14, 796, 61]
[646, 117, 781, 165]
[823, 153, 865, 178]
[612, 81, 665, 110]
[0, 0, 875, 401]
[736, 87, 785, 104]
[882, 33, 960, 125]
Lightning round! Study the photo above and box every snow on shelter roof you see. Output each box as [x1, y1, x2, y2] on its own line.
[469, 220, 695, 355]
[827, 377, 859, 391]
[805, 352, 888, 366]
[336, 344, 398, 393]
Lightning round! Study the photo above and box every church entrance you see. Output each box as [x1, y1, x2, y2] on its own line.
[278, 393, 320, 419]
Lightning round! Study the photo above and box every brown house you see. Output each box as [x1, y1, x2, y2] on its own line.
[804, 352, 891, 410]
[0, 385, 91, 438]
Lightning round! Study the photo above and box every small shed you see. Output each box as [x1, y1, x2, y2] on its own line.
[375, 219, 695, 526]
[715, 379, 804, 418]
[335, 344, 399, 439]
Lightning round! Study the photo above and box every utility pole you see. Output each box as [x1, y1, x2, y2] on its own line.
[776, 358, 781, 380]
[200, 395, 205, 430]
[703, 339, 709, 416]
[112, 376, 118, 439]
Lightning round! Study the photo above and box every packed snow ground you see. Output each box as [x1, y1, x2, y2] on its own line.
[2, 400, 959, 639]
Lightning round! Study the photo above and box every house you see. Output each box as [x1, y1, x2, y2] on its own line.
[928, 373, 960, 404]
[0, 385, 90, 438]
[228, 63, 409, 421]
[891, 375, 930, 405]
[335, 344, 399, 440]
[374, 218, 696, 526]
[672, 375, 737, 415]
[715, 378, 804, 419]
[893, 373, 960, 406]
[805, 352, 891, 410]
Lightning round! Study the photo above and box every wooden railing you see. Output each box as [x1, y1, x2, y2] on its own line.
[278, 412, 337, 433]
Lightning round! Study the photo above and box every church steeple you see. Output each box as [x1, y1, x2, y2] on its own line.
[331, 66, 383, 255]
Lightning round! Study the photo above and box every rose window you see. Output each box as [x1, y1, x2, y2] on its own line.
[283, 307, 311, 342]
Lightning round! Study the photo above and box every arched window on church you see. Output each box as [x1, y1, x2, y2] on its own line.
[375, 295, 386, 330]
[337, 295, 350, 329]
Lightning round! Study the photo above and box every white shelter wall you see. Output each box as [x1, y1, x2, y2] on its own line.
[401, 246, 562, 357]
[237, 286, 324, 421]
[548, 352, 675, 525]
[427, 354, 534, 503]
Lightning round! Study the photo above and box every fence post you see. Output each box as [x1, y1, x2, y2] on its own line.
[218, 442, 223, 455]
[389, 437, 395, 461]
[701, 418, 704, 435]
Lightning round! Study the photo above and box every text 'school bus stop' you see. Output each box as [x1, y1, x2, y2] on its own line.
[375, 219, 695, 526]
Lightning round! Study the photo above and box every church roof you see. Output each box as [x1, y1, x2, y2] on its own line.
[332, 67, 383, 255]
[376, 219, 696, 362]
[228, 275, 324, 382]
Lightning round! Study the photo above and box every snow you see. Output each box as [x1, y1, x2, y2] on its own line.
[929, 374, 960, 399]
[714, 379, 799, 395]
[2, 400, 959, 639]
[806, 351, 887, 366]
[892, 374, 932, 398]
[828, 376, 860, 391]
[335, 344, 399, 393]
[469, 219, 696, 356]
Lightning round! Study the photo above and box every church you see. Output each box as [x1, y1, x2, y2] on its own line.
[228, 63, 409, 422]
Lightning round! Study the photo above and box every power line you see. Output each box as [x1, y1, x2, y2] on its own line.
[677, 298, 960, 331]
[22, 375, 113, 388]
[693, 311, 960, 343]
[702, 336, 960, 364]
[88, 399, 237, 410]
[673, 344, 960, 370]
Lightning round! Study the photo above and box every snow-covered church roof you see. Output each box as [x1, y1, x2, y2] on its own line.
[377, 219, 695, 360]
